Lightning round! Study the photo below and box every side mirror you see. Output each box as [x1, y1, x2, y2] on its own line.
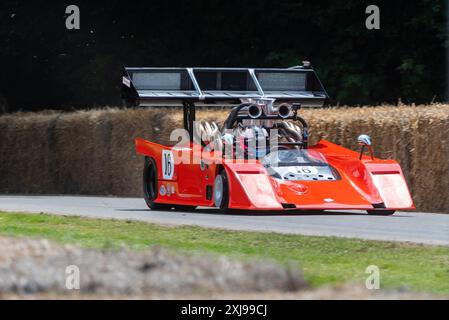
[357, 134, 374, 160]
[358, 134, 372, 146]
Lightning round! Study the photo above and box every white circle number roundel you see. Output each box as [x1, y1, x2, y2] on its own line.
[162, 150, 174, 180]
[297, 166, 319, 175]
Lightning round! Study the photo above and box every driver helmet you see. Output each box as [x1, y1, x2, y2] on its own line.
[240, 125, 269, 159]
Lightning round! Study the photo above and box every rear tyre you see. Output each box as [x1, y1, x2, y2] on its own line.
[143, 157, 171, 211]
[367, 210, 395, 216]
[214, 169, 230, 213]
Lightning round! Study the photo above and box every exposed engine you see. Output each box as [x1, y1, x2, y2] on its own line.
[222, 100, 306, 159]
[190, 100, 339, 182]
[193, 100, 308, 160]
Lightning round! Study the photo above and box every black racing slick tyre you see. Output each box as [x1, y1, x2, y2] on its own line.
[143, 157, 171, 211]
[213, 169, 230, 213]
[367, 210, 396, 216]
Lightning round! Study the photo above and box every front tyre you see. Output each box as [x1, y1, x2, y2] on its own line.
[143, 157, 171, 211]
[367, 210, 395, 216]
[214, 169, 230, 213]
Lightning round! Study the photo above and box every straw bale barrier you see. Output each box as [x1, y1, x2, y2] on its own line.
[1, 104, 448, 212]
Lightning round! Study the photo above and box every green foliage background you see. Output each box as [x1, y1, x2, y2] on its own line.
[0, 0, 447, 111]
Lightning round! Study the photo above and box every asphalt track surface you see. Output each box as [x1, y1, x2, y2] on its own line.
[0, 195, 448, 246]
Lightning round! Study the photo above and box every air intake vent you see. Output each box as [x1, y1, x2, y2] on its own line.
[282, 203, 297, 209]
[206, 185, 213, 200]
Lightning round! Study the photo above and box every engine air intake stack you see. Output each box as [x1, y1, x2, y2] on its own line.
[248, 104, 264, 119]
[278, 104, 292, 119]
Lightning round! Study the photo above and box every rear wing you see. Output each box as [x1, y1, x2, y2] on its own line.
[122, 66, 329, 108]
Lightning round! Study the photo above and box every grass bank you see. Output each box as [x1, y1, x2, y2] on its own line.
[0, 211, 448, 294]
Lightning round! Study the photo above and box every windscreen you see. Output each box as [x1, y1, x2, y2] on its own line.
[262, 149, 337, 181]
[262, 149, 327, 166]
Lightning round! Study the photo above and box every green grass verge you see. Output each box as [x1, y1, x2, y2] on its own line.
[0, 211, 448, 294]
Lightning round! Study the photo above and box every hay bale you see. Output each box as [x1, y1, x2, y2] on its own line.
[50, 109, 114, 194]
[1, 104, 449, 212]
[108, 108, 184, 196]
[0, 111, 62, 194]
[409, 105, 449, 211]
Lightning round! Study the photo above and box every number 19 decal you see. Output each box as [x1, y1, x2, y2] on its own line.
[162, 150, 174, 180]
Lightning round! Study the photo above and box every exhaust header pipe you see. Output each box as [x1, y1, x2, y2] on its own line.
[278, 103, 292, 119]
[248, 104, 263, 119]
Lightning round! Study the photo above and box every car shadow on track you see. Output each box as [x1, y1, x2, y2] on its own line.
[192, 209, 366, 217]
[117, 207, 412, 218]
[118, 208, 362, 216]
[221, 209, 412, 217]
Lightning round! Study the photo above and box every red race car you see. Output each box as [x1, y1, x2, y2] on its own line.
[122, 64, 414, 215]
